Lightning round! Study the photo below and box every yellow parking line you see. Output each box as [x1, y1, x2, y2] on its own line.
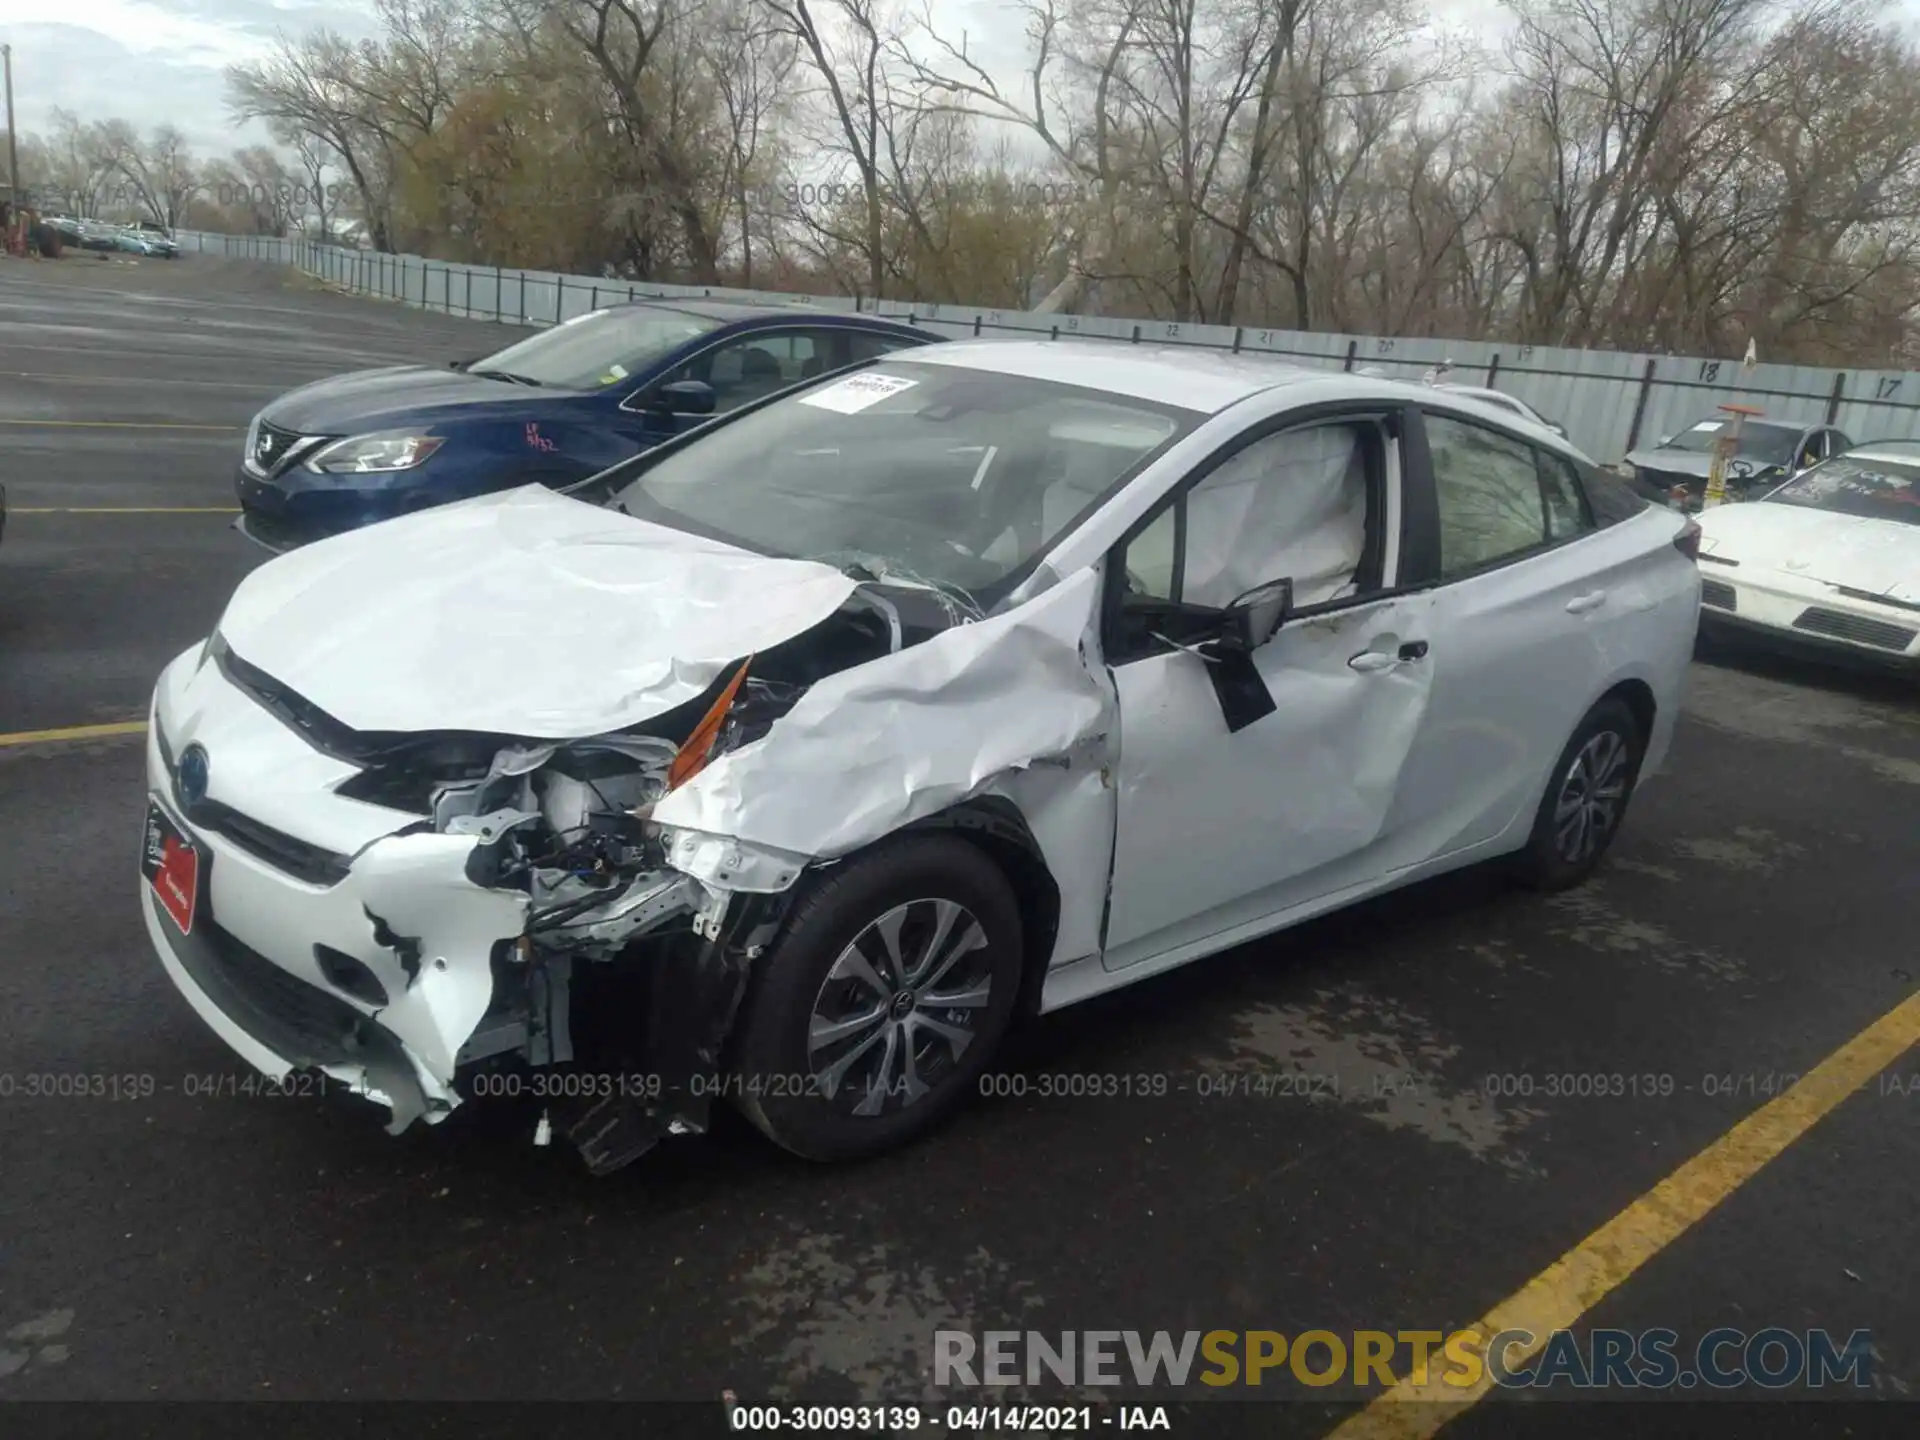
[1327, 986, 1920, 1440]
[0, 720, 148, 749]
[12, 507, 239, 514]
[0, 419, 239, 431]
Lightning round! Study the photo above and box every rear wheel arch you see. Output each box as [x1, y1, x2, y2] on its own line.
[1597, 677, 1656, 747]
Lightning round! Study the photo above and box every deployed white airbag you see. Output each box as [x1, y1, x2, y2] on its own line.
[1183, 423, 1367, 609]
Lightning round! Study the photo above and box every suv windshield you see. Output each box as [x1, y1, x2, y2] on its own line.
[611, 361, 1199, 595]
[1662, 419, 1800, 465]
[468, 306, 721, 389]
[1766, 455, 1920, 525]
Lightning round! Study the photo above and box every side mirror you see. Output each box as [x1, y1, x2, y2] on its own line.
[648, 379, 717, 415]
[449, 358, 472, 371]
[1657, 434, 1674, 448]
[1217, 578, 1293, 653]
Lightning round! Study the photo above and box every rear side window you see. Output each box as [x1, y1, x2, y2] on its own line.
[1579, 461, 1656, 527]
[1425, 413, 1552, 576]
[1537, 451, 1594, 540]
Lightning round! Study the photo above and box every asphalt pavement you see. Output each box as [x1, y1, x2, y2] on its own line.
[1, 252, 1916, 1436]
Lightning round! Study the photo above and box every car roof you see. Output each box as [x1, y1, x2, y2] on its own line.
[892, 338, 1330, 413]
[1839, 441, 1920, 465]
[1680, 416, 1808, 434]
[619, 296, 920, 328]
[1438, 384, 1525, 405]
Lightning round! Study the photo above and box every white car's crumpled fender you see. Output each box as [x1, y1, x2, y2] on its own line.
[653, 566, 1114, 863]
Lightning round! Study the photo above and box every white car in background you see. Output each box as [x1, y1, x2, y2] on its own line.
[140, 343, 1702, 1175]
[1431, 383, 1570, 440]
[1696, 440, 1920, 670]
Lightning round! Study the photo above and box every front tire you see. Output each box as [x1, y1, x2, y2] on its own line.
[732, 834, 1024, 1161]
[1510, 697, 1645, 891]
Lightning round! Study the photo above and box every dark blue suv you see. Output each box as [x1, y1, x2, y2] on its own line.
[235, 299, 938, 551]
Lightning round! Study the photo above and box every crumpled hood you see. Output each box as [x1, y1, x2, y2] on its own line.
[1625, 449, 1716, 479]
[215, 485, 860, 737]
[1697, 502, 1920, 601]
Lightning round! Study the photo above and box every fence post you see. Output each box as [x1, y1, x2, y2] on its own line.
[495, 265, 504, 321]
[1232, 326, 1244, 353]
[1487, 354, 1501, 387]
[557, 275, 565, 325]
[1624, 357, 1659, 453]
[1343, 339, 1358, 372]
[1826, 371, 1847, 425]
[518, 272, 526, 322]
[1131, 324, 1141, 343]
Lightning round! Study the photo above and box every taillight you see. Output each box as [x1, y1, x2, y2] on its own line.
[1673, 519, 1701, 561]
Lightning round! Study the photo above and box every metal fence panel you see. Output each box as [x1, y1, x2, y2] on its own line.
[173, 230, 1920, 463]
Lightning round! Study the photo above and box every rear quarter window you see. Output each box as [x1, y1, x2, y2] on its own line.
[1579, 460, 1660, 526]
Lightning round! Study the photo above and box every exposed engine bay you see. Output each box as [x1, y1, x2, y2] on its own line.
[334, 581, 966, 1173]
[146, 483, 1116, 1179]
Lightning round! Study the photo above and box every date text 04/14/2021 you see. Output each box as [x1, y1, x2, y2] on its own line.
[725, 1404, 1172, 1431]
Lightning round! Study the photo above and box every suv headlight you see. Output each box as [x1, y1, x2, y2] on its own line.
[305, 431, 446, 474]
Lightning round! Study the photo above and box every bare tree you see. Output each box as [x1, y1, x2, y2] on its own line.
[228, 34, 399, 249]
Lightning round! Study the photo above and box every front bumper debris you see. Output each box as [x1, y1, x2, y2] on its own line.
[140, 647, 791, 1173]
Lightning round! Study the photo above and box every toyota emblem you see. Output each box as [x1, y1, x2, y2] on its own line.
[178, 744, 211, 808]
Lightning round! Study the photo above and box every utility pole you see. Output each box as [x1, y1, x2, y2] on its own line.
[3, 43, 20, 250]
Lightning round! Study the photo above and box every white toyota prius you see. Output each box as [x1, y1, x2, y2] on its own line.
[141, 342, 1702, 1173]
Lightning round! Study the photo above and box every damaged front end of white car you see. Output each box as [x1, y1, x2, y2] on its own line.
[141, 485, 1113, 1174]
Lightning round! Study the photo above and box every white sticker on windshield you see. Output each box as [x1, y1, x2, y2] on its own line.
[1688, 421, 1724, 432]
[799, 373, 918, 414]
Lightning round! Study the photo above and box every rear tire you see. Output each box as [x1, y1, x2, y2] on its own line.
[732, 834, 1023, 1162]
[1510, 697, 1645, 891]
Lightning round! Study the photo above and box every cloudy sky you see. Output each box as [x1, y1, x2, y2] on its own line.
[0, 0, 382, 153]
[0, 0, 1511, 161]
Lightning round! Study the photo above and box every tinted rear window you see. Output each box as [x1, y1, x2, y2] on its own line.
[1579, 461, 1659, 526]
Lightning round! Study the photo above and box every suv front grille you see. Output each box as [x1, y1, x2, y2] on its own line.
[1792, 607, 1918, 652]
[189, 800, 351, 887]
[252, 422, 304, 476]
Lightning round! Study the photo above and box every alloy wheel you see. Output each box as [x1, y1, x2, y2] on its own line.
[806, 898, 994, 1118]
[1553, 728, 1629, 865]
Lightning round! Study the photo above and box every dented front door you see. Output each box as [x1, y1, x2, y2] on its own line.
[1100, 592, 1439, 971]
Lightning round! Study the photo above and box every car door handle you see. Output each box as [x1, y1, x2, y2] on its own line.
[1565, 590, 1608, 615]
[1350, 641, 1428, 673]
